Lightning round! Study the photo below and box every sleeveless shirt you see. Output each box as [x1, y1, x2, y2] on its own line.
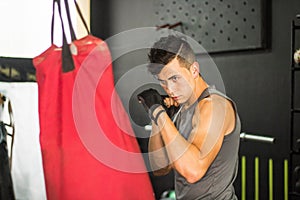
[174, 87, 241, 200]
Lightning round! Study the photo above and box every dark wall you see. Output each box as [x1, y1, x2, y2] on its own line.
[91, 0, 300, 199]
[91, 0, 112, 39]
[213, 1, 300, 199]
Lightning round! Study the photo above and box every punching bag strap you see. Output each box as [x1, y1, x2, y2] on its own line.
[58, 0, 76, 72]
[63, 0, 76, 41]
[74, 0, 90, 34]
[51, 0, 75, 72]
[64, 0, 90, 37]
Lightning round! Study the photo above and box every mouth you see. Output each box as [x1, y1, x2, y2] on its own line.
[172, 96, 179, 101]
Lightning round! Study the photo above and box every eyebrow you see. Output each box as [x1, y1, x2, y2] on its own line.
[157, 75, 179, 82]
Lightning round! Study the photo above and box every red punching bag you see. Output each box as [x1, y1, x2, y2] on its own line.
[33, 0, 154, 199]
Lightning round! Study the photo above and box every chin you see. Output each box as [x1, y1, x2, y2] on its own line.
[176, 99, 185, 105]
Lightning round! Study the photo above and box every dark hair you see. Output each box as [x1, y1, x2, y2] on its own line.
[147, 35, 195, 75]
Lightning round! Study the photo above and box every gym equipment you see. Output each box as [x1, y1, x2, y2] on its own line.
[240, 132, 275, 144]
[32, 0, 154, 199]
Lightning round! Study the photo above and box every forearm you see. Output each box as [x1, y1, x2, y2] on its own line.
[154, 106, 207, 182]
[153, 106, 195, 161]
[158, 115, 200, 165]
[148, 123, 171, 173]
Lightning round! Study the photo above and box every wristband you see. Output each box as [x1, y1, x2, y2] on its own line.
[149, 104, 161, 122]
[153, 109, 166, 125]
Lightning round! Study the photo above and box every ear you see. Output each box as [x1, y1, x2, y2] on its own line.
[190, 62, 200, 78]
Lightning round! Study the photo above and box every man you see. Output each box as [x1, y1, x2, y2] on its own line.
[137, 35, 240, 200]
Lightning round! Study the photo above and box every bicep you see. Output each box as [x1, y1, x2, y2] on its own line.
[189, 96, 229, 166]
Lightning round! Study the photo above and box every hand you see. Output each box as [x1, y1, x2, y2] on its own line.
[161, 96, 180, 119]
[137, 88, 163, 112]
[137, 89, 180, 122]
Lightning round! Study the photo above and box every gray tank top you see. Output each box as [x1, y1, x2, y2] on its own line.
[174, 87, 241, 200]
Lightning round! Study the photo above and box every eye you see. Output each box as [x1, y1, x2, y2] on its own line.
[171, 75, 180, 82]
[159, 80, 167, 86]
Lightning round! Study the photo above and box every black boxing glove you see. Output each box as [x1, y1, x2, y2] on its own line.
[137, 88, 165, 124]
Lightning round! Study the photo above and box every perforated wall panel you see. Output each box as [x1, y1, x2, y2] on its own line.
[154, 0, 266, 53]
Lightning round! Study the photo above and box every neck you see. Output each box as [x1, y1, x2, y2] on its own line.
[183, 76, 208, 110]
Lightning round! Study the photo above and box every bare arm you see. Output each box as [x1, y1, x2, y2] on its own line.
[148, 115, 172, 175]
[152, 95, 235, 183]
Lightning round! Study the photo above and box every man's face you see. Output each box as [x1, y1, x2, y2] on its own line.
[156, 58, 196, 106]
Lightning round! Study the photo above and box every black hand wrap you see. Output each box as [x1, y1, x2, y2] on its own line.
[137, 89, 162, 110]
[137, 89, 180, 124]
[137, 89, 165, 124]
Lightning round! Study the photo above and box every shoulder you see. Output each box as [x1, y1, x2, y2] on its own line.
[194, 94, 229, 115]
[197, 93, 234, 113]
[193, 94, 236, 135]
